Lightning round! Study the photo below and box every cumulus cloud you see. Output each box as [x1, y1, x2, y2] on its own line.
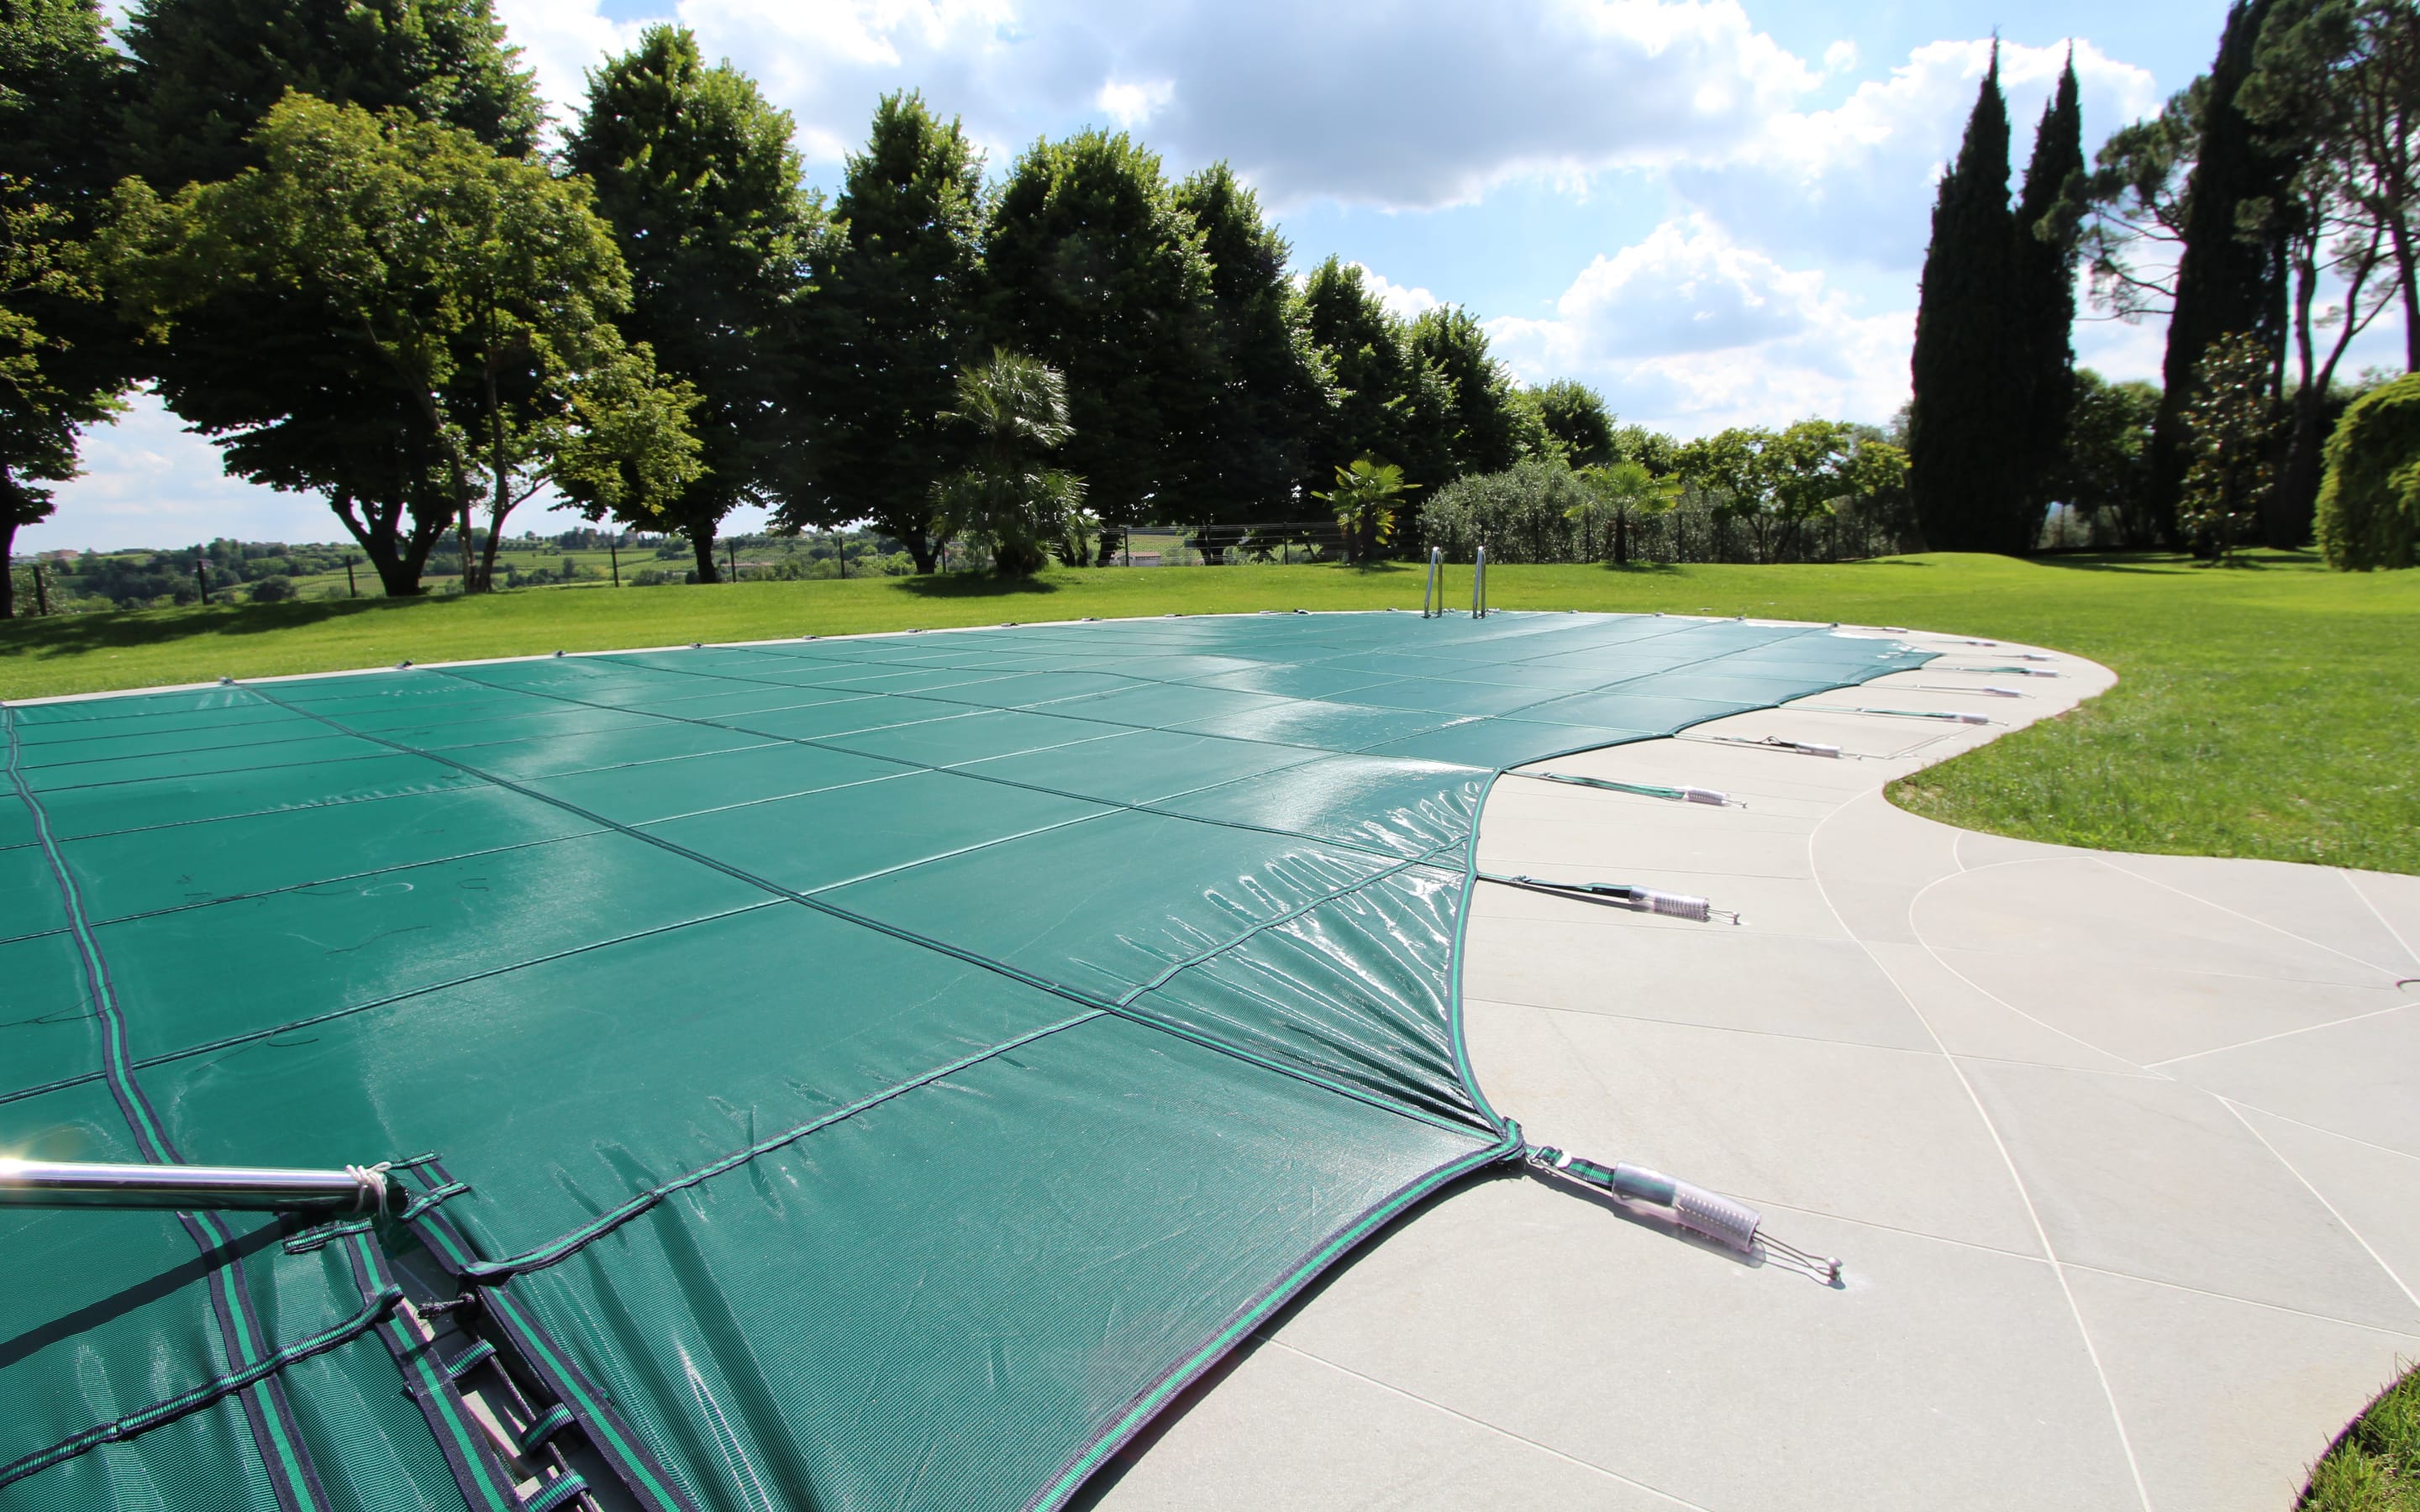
[1675, 37, 2164, 271]
[498, 0, 1825, 206]
[1355, 264, 1443, 322]
[1488, 217, 1912, 434]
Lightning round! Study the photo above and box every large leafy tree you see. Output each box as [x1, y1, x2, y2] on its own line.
[109, 0, 539, 596]
[983, 129, 1215, 564]
[1166, 162, 1328, 539]
[1909, 45, 2021, 552]
[1528, 379, 1618, 467]
[2242, 0, 2414, 546]
[112, 95, 699, 595]
[1408, 305, 1527, 478]
[2060, 369, 2164, 543]
[2010, 54, 2086, 547]
[1297, 255, 1453, 527]
[116, 0, 539, 189]
[568, 26, 820, 584]
[787, 91, 984, 572]
[0, 0, 130, 614]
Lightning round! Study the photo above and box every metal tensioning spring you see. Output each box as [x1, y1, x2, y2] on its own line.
[1527, 1147, 1841, 1284]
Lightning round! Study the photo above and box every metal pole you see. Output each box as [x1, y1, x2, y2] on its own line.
[1471, 544, 1487, 619]
[609, 539, 619, 587]
[0, 1157, 387, 1213]
[1423, 546, 1441, 617]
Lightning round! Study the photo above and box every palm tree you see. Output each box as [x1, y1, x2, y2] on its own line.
[1572, 460, 1680, 565]
[1314, 458, 1415, 564]
[932, 349, 1086, 575]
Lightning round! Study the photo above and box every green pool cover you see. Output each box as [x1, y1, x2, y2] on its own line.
[0, 610, 1928, 1511]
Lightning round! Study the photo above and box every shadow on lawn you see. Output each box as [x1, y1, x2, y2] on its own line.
[0, 595, 433, 661]
[2028, 549, 2319, 575]
[894, 572, 1063, 599]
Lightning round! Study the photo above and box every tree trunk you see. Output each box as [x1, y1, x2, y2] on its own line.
[1614, 511, 1628, 566]
[906, 534, 938, 574]
[0, 517, 15, 618]
[455, 501, 480, 594]
[2394, 216, 2420, 372]
[689, 525, 720, 584]
[1095, 527, 1124, 568]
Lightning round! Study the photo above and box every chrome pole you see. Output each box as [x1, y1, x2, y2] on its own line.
[1471, 544, 1487, 619]
[0, 1158, 387, 1213]
[1423, 546, 1442, 617]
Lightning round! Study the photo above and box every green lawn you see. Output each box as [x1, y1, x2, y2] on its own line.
[5, 549, 2416, 874]
[2304, 1367, 2420, 1511]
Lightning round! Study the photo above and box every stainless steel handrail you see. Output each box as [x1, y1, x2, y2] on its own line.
[0, 1158, 387, 1212]
[1471, 544, 1488, 619]
[1422, 546, 1442, 617]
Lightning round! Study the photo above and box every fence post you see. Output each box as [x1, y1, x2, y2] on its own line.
[194, 548, 209, 606]
[609, 539, 619, 587]
[345, 557, 358, 597]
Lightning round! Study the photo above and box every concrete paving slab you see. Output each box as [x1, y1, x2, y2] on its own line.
[1470, 1003, 2045, 1253]
[1073, 1336, 1688, 1512]
[1960, 1058, 2420, 1331]
[2229, 1105, 2420, 1308]
[1926, 945, 2406, 1067]
[1863, 940, 2147, 1074]
[1099, 622, 2412, 1512]
[1265, 1183, 2141, 1512]
[1460, 919, 1938, 1051]
[2106, 853, 2420, 979]
[2163, 1003, 2420, 1155]
[2065, 1265, 2420, 1512]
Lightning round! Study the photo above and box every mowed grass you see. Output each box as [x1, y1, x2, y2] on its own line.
[3, 549, 2416, 873]
[2304, 1367, 2420, 1512]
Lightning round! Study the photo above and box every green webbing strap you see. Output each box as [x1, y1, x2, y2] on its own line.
[1519, 770, 1685, 801]
[522, 1473, 592, 1512]
[3, 706, 332, 1512]
[337, 1232, 522, 1512]
[0, 1278, 400, 1490]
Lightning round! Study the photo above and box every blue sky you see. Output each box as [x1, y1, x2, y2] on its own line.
[34, 0, 2402, 552]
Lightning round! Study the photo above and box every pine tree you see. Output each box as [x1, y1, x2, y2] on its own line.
[567, 26, 820, 584]
[2008, 54, 2086, 552]
[790, 92, 984, 573]
[2150, 0, 2293, 543]
[1909, 44, 2018, 552]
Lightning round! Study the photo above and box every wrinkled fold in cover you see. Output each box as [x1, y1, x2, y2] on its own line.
[0, 612, 1929, 1510]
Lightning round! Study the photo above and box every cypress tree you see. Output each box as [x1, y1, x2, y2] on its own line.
[1909, 45, 2017, 552]
[1297, 257, 1455, 507]
[2150, 0, 2292, 543]
[2009, 53, 2086, 552]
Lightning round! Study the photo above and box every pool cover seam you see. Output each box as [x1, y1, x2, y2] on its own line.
[237, 683, 1491, 1140]
[3, 707, 334, 1512]
[416, 664, 1465, 869]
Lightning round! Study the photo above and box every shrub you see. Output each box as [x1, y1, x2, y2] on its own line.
[2317, 374, 2420, 570]
[1421, 458, 1587, 563]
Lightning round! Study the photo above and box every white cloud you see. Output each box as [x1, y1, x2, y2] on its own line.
[1490, 217, 1912, 434]
[497, 0, 1823, 207]
[27, 392, 336, 553]
[1355, 264, 1442, 323]
[1095, 76, 1173, 130]
[1674, 37, 2163, 271]
[1823, 39, 1858, 73]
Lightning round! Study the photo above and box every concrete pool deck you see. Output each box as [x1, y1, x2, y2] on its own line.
[1087, 627, 2420, 1512]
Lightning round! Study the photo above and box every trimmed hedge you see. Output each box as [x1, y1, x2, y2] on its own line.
[2317, 375, 2420, 570]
